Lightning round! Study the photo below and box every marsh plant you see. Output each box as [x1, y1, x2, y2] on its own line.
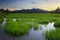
[54, 21, 60, 27]
[4, 21, 31, 36]
[45, 28, 60, 40]
[3, 13, 60, 37]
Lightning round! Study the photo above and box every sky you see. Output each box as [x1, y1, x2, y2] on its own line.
[0, 0, 60, 11]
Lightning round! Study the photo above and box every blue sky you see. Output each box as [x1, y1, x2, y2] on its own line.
[0, 0, 60, 11]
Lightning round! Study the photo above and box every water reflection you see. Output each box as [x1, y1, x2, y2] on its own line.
[0, 18, 56, 40]
[38, 22, 56, 32]
[20, 27, 45, 40]
[1, 18, 7, 31]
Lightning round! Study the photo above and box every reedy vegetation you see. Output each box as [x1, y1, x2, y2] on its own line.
[3, 13, 60, 38]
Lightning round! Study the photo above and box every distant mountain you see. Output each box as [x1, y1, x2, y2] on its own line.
[0, 7, 60, 13]
[11, 8, 49, 13]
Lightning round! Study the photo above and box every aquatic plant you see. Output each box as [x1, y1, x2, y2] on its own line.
[54, 21, 60, 27]
[4, 13, 60, 37]
[4, 21, 32, 36]
[45, 28, 60, 40]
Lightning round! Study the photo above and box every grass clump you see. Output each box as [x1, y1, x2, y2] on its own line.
[54, 21, 60, 27]
[4, 21, 31, 36]
[33, 22, 38, 30]
[45, 28, 60, 40]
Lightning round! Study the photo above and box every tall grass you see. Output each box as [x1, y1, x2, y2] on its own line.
[4, 13, 60, 36]
[4, 21, 32, 36]
[54, 21, 60, 27]
[0, 12, 5, 23]
[45, 28, 60, 40]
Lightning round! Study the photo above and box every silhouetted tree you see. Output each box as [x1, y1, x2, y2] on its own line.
[55, 7, 60, 13]
[5, 9, 9, 14]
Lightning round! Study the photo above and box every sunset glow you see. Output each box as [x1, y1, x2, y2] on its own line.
[0, 0, 60, 11]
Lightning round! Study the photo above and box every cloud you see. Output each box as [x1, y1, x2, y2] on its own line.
[0, 0, 60, 11]
[31, 1, 37, 4]
[45, 0, 49, 1]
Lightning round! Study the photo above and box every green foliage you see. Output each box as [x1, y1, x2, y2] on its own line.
[54, 21, 60, 27]
[4, 21, 31, 36]
[0, 18, 3, 23]
[0, 12, 4, 23]
[4, 13, 60, 36]
[45, 28, 60, 40]
[33, 22, 38, 29]
[0, 12, 6, 18]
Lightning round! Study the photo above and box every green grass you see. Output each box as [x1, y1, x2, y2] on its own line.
[4, 21, 31, 36]
[0, 18, 3, 23]
[54, 21, 60, 27]
[3, 13, 60, 36]
[45, 28, 60, 40]
[0, 12, 5, 23]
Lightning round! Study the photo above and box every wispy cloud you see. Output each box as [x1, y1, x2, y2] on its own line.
[0, 0, 60, 11]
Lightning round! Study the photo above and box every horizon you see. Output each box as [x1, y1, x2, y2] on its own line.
[0, 7, 59, 11]
[0, 0, 60, 11]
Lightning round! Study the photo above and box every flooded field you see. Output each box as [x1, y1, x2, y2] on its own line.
[0, 18, 56, 40]
[0, 14, 60, 40]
